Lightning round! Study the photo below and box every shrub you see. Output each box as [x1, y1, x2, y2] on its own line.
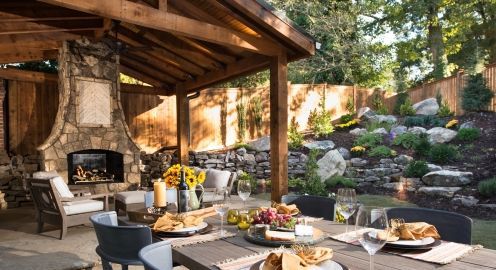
[372, 91, 388, 115]
[445, 119, 458, 129]
[354, 133, 383, 148]
[413, 134, 431, 157]
[250, 97, 263, 133]
[366, 121, 393, 132]
[404, 116, 424, 127]
[325, 176, 356, 189]
[236, 101, 247, 142]
[428, 144, 459, 164]
[393, 132, 420, 149]
[369, 145, 396, 158]
[478, 178, 496, 197]
[238, 171, 257, 193]
[288, 177, 304, 188]
[299, 149, 327, 196]
[462, 73, 495, 112]
[340, 113, 354, 124]
[393, 92, 409, 115]
[456, 128, 480, 142]
[437, 101, 454, 117]
[404, 160, 429, 178]
[288, 117, 304, 149]
[399, 98, 416, 116]
[404, 115, 446, 128]
[308, 94, 334, 138]
[345, 96, 355, 113]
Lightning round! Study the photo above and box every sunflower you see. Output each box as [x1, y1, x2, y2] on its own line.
[186, 175, 198, 190]
[197, 171, 206, 184]
[162, 164, 204, 189]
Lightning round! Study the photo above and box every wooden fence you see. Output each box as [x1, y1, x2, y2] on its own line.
[5, 63, 496, 154]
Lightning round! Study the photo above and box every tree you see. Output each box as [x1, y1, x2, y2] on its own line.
[462, 73, 494, 112]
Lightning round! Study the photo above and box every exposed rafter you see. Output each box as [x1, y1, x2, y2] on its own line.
[121, 83, 172, 96]
[0, 67, 57, 83]
[0, 50, 58, 64]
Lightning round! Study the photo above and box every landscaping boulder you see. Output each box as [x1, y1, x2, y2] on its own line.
[427, 163, 442, 172]
[350, 128, 367, 136]
[452, 195, 479, 207]
[426, 127, 457, 144]
[372, 128, 388, 135]
[418, 187, 461, 198]
[408, 126, 427, 135]
[393, 155, 413, 165]
[412, 98, 439, 115]
[316, 150, 346, 181]
[422, 170, 473, 187]
[304, 140, 335, 152]
[369, 115, 398, 124]
[248, 136, 270, 151]
[350, 158, 368, 167]
[337, 147, 351, 160]
[460, 121, 476, 129]
[383, 182, 403, 191]
[357, 107, 376, 120]
[391, 125, 408, 135]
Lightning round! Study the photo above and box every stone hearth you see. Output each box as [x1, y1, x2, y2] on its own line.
[37, 39, 140, 191]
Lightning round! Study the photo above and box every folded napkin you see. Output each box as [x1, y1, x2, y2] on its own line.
[262, 247, 333, 270]
[153, 212, 204, 232]
[381, 219, 441, 241]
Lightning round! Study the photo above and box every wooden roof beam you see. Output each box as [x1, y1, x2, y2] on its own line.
[119, 64, 168, 88]
[0, 19, 103, 35]
[121, 83, 173, 96]
[0, 50, 58, 64]
[120, 56, 177, 85]
[0, 67, 57, 83]
[39, 0, 282, 56]
[123, 50, 189, 81]
[180, 54, 270, 92]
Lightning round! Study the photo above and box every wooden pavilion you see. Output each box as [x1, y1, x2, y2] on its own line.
[0, 0, 315, 201]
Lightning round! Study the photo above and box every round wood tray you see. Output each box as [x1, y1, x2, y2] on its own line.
[243, 227, 326, 247]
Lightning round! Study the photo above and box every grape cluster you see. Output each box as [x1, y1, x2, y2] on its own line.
[252, 208, 296, 229]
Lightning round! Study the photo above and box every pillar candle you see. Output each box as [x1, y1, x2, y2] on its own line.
[153, 181, 166, 207]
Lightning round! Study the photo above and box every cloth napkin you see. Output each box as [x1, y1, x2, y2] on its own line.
[384, 220, 441, 241]
[153, 212, 204, 232]
[262, 247, 333, 270]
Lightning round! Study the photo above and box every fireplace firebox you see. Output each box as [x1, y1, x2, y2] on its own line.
[67, 150, 124, 185]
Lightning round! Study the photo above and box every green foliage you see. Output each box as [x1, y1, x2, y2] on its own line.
[250, 97, 263, 133]
[354, 133, 383, 148]
[404, 160, 429, 178]
[436, 90, 443, 106]
[288, 177, 304, 188]
[413, 134, 431, 157]
[365, 121, 393, 132]
[456, 128, 480, 142]
[462, 73, 495, 112]
[299, 149, 327, 196]
[236, 101, 247, 142]
[288, 117, 304, 149]
[238, 171, 257, 193]
[307, 94, 334, 137]
[18, 60, 58, 73]
[325, 176, 357, 189]
[368, 146, 396, 158]
[340, 114, 354, 124]
[393, 132, 420, 149]
[399, 98, 416, 116]
[372, 91, 388, 115]
[345, 97, 355, 113]
[478, 178, 496, 197]
[403, 115, 446, 128]
[403, 116, 424, 127]
[428, 144, 459, 164]
[438, 101, 454, 117]
[393, 92, 409, 115]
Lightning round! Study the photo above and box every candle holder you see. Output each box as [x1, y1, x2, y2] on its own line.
[147, 206, 168, 215]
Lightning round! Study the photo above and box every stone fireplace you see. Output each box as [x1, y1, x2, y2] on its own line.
[37, 39, 140, 191]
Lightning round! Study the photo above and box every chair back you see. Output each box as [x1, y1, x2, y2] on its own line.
[90, 211, 153, 264]
[30, 178, 65, 216]
[139, 241, 173, 270]
[386, 207, 472, 244]
[281, 195, 336, 221]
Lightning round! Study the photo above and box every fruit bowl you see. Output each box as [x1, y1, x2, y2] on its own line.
[252, 208, 297, 230]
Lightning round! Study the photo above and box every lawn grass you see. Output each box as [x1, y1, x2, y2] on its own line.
[357, 194, 417, 208]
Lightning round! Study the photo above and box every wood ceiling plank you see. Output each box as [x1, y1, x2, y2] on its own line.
[0, 68, 57, 83]
[0, 40, 60, 50]
[121, 83, 172, 96]
[113, 28, 205, 76]
[0, 50, 58, 64]
[119, 64, 166, 88]
[0, 32, 86, 46]
[40, 0, 281, 56]
[94, 18, 112, 40]
[120, 56, 177, 85]
[124, 50, 189, 81]
[0, 19, 103, 35]
[181, 54, 270, 91]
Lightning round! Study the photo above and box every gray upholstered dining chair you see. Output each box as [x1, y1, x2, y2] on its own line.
[139, 241, 173, 270]
[90, 211, 153, 270]
[386, 207, 472, 244]
[200, 169, 237, 204]
[281, 194, 336, 221]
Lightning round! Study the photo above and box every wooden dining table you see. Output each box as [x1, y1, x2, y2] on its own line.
[170, 216, 496, 270]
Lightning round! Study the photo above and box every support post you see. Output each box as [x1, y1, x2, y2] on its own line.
[269, 53, 288, 202]
[176, 85, 189, 165]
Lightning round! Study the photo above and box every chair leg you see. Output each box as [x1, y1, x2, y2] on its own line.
[121, 265, 128, 270]
[101, 259, 113, 270]
[37, 214, 44, 233]
[60, 221, 67, 240]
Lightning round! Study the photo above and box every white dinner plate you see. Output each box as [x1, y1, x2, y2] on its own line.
[171, 222, 208, 232]
[259, 260, 343, 270]
[387, 237, 435, 246]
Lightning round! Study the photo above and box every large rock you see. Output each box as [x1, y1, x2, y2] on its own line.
[460, 121, 476, 129]
[369, 115, 398, 124]
[393, 155, 413, 165]
[337, 147, 351, 160]
[413, 98, 439, 115]
[248, 136, 270, 152]
[452, 195, 479, 207]
[418, 187, 461, 198]
[350, 128, 367, 136]
[408, 126, 427, 135]
[316, 150, 346, 181]
[304, 140, 335, 152]
[422, 170, 473, 187]
[391, 125, 408, 135]
[426, 127, 457, 144]
[357, 107, 376, 120]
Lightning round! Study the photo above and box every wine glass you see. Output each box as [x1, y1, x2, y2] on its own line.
[237, 179, 251, 209]
[213, 189, 230, 237]
[336, 188, 358, 232]
[355, 206, 389, 270]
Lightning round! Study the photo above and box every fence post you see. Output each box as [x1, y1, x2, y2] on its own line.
[455, 70, 464, 115]
[353, 84, 357, 111]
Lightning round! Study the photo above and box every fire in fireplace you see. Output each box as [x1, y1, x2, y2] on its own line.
[67, 150, 124, 185]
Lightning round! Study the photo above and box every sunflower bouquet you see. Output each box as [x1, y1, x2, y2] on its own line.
[162, 164, 206, 190]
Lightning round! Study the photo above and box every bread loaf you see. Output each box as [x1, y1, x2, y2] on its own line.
[264, 230, 296, 241]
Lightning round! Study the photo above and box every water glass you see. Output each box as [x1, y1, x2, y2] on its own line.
[213, 189, 230, 237]
[355, 206, 389, 270]
[336, 188, 358, 232]
[237, 179, 251, 209]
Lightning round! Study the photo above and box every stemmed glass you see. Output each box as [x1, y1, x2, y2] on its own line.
[212, 189, 230, 237]
[336, 188, 358, 232]
[237, 179, 251, 209]
[355, 206, 389, 270]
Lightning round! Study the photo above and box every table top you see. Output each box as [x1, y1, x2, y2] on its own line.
[170, 217, 496, 270]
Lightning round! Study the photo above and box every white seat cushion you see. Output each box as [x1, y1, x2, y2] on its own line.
[52, 176, 74, 198]
[33, 170, 59, 179]
[204, 169, 231, 190]
[63, 199, 104, 215]
[115, 191, 146, 204]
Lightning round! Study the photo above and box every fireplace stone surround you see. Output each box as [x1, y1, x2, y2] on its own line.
[37, 39, 141, 191]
